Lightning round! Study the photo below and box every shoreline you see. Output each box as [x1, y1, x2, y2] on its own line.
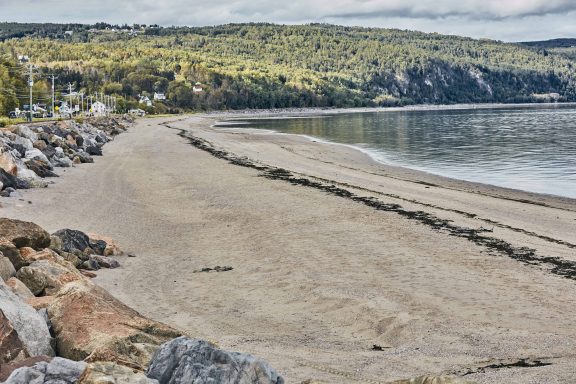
[208, 112, 576, 212]
[210, 105, 576, 202]
[219, 125, 576, 207]
[2, 115, 576, 383]
[206, 101, 576, 118]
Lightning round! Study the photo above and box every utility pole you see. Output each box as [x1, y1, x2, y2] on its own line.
[28, 63, 34, 122]
[51, 75, 56, 118]
[68, 83, 73, 111]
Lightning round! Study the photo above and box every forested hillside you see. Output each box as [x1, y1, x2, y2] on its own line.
[1, 22, 575, 114]
[520, 38, 576, 61]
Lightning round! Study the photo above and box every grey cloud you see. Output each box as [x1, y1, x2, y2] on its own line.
[323, 0, 576, 20]
[1, 0, 576, 41]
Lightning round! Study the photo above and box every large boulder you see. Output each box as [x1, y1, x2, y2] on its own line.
[0, 219, 51, 250]
[51, 154, 73, 168]
[15, 168, 48, 189]
[26, 159, 58, 178]
[0, 356, 52, 382]
[0, 168, 19, 190]
[5, 277, 34, 301]
[52, 229, 91, 253]
[11, 136, 34, 152]
[3, 356, 86, 384]
[146, 337, 284, 384]
[0, 309, 29, 364]
[0, 241, 26, 270]
[85, 146, 103, 156]
[24, 148, 50, 164]
[0, 150, 18, 176]
[27, 296, 55, 311]
[40, 144, 56, 160]
[76, 151, 94, 164]
[79, 362, 159, 384]
[16, 259, 83, 296]
[13, 126, 38, 142]
[19, 247, 60, 265]
[90, 255, 120, 269]
[0, 279, 54, 357]
[47, 280, 182, 370]
[0, 255, 16, 282]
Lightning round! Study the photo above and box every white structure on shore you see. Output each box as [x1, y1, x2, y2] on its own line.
[91, 101, 107, 116]
[129, 108, 146, 117]
[139, 95, 153, 107]
[193, 82, 204, 93]
[154, 92, 166, 101]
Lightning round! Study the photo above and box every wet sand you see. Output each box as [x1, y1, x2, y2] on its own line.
[2, 114, 576, 383]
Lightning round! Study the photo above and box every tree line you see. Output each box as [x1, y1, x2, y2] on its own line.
[0, 22, 575, 115]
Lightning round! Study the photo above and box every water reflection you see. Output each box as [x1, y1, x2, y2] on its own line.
[217, 106, 576, 198]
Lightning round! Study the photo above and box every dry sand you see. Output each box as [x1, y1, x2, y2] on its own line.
[2, 114, 576, 383]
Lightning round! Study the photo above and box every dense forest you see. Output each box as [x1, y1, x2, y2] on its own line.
[520, 38, 576, 61]
[1, 22, 575, 115]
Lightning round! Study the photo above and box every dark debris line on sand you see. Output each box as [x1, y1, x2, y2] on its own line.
[165, 124, 576, 281]
[459, 359, 553, 376]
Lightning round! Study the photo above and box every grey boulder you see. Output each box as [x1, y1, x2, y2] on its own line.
[52, 229, 91, 253]
[146, 337, 284, 384]
[3, 356, 86, 384]
[0, 280, 54, 357]
[0, 255, 16, 282]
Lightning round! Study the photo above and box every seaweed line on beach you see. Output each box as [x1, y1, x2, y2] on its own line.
[277, 143, 576, 249]
[456, 358, 553, 377]
[287, 144, 576, 214]
[297, 172, 576, 250]
[167, 124, 576, 281]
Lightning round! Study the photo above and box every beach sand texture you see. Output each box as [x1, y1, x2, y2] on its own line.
[2, 115, 576, 383]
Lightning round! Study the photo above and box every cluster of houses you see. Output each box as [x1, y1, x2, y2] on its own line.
[6, 78, 206, 120]
[138, 93, 167, 107]
[138, 83, 204, 106]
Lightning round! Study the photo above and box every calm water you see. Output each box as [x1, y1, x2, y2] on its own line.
[217, 105, 576, 199]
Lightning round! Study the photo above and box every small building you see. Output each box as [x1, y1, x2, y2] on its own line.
[64, 31, 74, 36]
[128, 108, 146, 117]
[193, 82, 204, 93]
[91, 101, 107, 116]
[154, 92, 166, 101]
[139, 95, 153, 107]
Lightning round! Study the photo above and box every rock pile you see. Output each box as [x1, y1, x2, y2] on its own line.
[0, 218, 285, 383]
[0, 117, 131, 194]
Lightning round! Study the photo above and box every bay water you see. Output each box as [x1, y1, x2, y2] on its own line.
[217, 105, 576, 199]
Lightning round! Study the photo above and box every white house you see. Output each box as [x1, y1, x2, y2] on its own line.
[139, 95, 153, 107]
[193, 82, 204, 93]
[154, 92, 166, 101]
[91, 101, 107, 116]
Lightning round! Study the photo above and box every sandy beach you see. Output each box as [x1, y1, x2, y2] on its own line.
[1, 114, 576, 383]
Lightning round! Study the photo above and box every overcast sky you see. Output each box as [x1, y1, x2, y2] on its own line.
[2, 0, 576, 42]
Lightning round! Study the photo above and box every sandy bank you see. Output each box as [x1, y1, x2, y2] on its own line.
[1, 114, 575, 383]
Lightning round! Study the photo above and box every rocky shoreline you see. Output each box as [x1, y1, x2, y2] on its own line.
[0, 117, 131, 195]
[0, 117, 472, 383]
[0, 218, 285, 383]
